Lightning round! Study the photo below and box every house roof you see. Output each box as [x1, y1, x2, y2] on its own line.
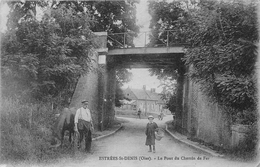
[130, 88, 151, 100]
[146, 91, 159, 100]
[124, 87, 165, 103]
[146, 91, 165, 104]
[120, 99, 136, 104]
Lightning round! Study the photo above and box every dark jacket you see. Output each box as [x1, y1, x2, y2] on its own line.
[145, 122, 158, 145]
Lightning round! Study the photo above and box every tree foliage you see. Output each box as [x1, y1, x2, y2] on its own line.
[55, 1, 139, 103]
[79, 0, 139, 103]
[148, 0, 189, 46]
[1, 2, 96, 104]
[184, 1, 258, 117]
[87, 0, 139, 49]
[115, 68, 132, 107]
[2, 1, 139, 105]
[52, 1, 140, 48]
[148, 67, 178, 110]
[148, 0, 187, 113]
[148, 0, 258, 124]
[147, 0, 188, 83]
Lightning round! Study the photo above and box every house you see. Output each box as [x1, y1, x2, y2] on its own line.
[122, 85, 166, 113]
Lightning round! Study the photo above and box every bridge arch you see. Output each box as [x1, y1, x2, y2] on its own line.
[70, 31, 186, 131]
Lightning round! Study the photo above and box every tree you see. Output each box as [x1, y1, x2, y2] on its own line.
[148, 0, 189, 46]
[1, 2, 96, 105]
[115, 68, 132, 107]
[148, 62, 184, 114]
[150, 70, 177, 113]
[148, 0, 258, 125]
[52, 1, 139, 102]
[147, 0, 188, 114]
[183, 1, 258, 123]
[2, 1, 139, 105]
[82, 1, 139, 104]
[50, 1, 139, 49]
[79, 1, 139, 104]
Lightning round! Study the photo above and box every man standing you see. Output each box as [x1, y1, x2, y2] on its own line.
[137, 108, 141, 119]
[74, 100, 94, 152]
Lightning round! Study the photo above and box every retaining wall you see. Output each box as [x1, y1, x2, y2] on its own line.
[69, 51, 100, 129]
[176, 69, 233, 149]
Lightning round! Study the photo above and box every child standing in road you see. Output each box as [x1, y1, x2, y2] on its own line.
[145, 115, 158, 153]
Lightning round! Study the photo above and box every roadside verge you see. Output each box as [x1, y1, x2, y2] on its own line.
[92, 124, 123, 141]
[165, 123, 224, 157]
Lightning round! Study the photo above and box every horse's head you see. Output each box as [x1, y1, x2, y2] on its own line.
[69, 107, 77, 115]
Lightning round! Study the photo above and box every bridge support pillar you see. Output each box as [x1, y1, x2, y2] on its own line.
[69, 32, 110, 131]
[97, 65, 107, 131]
[97, 59, 116, 130]
[103, 55, 117, 128]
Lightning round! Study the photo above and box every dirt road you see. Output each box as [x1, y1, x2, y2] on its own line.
[40, 115, 257, 167]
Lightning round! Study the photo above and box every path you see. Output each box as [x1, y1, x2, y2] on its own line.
[46, 115, 258, 167]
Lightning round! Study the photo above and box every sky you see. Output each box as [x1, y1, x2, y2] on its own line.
[0, 0, 162, 93]
[123, 0, 163, 93]
[122, 69, 162, 92]
[0, 3, 9, 32]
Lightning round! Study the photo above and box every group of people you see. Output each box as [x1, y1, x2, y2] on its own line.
[71, 101, 162, 153]
[137, 108, 164, 120]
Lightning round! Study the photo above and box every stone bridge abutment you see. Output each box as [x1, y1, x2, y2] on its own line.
[70, 32, 116, 131]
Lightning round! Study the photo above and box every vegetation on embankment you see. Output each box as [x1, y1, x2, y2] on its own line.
[166, 121, 257, 161]
[0, 99, 59, 162]
[148, 0, 258, 155]
[149, 0, 258, 125]
[0, 99, 128, 163]
[1, 1, 139, 163]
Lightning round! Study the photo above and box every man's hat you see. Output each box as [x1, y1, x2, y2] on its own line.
[148, 115, 154, 119]
[81, 100, 88, 103]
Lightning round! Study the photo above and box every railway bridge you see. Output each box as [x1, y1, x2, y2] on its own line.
[69, 30, 233, 151]
[70, 30, 186, 131]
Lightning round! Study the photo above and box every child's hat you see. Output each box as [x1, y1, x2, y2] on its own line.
[81, 100, 88, 103]
[148, 115, 154, 119]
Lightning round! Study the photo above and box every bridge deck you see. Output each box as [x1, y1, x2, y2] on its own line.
[107, 46, 184, 56]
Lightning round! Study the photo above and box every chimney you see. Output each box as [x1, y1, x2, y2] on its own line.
[143, 85, 146, 90]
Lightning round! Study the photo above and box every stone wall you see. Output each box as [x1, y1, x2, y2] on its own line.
[69, 32, 109, 130]
[183, 77, 232, 149]
[171, 65, 233, 149]
[69, 51, 100, 129]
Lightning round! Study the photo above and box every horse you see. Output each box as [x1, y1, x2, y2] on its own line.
[53, 107, 76, 148]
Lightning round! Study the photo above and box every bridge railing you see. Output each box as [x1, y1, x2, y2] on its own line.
[107, 30, 185, 49]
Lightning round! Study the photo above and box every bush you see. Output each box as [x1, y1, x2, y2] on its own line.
[229, 123, 258, 160]
[0, 98, 59, 162]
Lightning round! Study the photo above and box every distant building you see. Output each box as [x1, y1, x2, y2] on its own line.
[121, 85, 166, 113]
